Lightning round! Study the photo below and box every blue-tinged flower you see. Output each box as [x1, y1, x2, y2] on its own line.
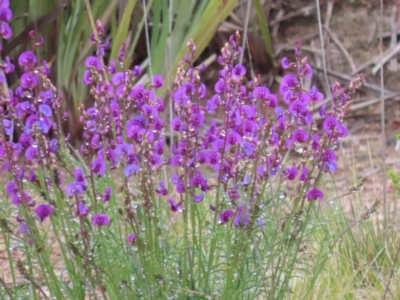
[20, 72, 38, 89]
[78, 201, 90, 216]
[91, 158, 107, 176]
[194, 193, 204, 203]
[6, 181, 18, 196]
[25, 145, 38, 161]
[92, 213, 110, 227]
[49, 139, 59, 153]
[152, 75, 164, 88]
[66, 182, 85, 197]
[35, 204, 55, 222]
[219, 210, 234, 224]
[124, 164, 140, 178]
[3, 119, 13, 136]
[39, 104, 52, 117]
[307, 188, 324, 200]
[281, 57, 290, 69]
[234, 205, 250, 227]
[19, 223, 28, 235]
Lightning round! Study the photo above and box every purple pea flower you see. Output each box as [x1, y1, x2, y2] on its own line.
[281, 57, 290, 69]
[279, 74, 299, 95]
[254, 86, 270, 99]
[66, 182, 85, 197]
[92, 213, 111, 227]
[234, 205, 250, 227]
[0, 21, 12, 39]
[6, 181, 18, 196]
[307, 188, 324, 200]
[25, 145, 39, 161]
[18, 51, 37, 68]
[0, 0, 9, 8]
[101, 187, 112, 201]
[83, 70, 93, 85]
[85, 56, 102, 69]
[232, 64, 246, 78]
[19, 223, 29, 235]
[91, 158, 106, 176]
[323, 117, 340, 136]
[152, 75, 164, 88]
[124, 164, 140, 178]
[20, 72, 38, 89]
[292, 129, 309, 143]
[3, 119, 13, 136]
[127, 233, 137, 244]
[284, 166, 298, 180]
[35, 204, 55, 222]
[39, 104, 52, 117]
[215, 79, 225, 94]
[289, 100, 306, 116]
[300, 167, 309, 182]
[168, 199, 183, 212]
[155, 181, 168, 196]
[78, 201, 90, 216]
[194, 193, 204, 203]
[219, 210, 234, 224]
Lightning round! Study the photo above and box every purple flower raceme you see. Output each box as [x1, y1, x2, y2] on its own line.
[307, 188, 324, 200]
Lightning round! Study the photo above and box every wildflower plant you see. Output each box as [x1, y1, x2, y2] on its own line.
[0, 3, 365, 298]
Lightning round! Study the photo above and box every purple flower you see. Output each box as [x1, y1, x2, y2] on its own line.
[292, 129, 309, 143]
[152, 75, 164, 88]
[155, 181, 168, 196]
[49, 139, 59, 152]
[232, 64, 246, 78]
[307, 188, 324, 200]
[168, 199, 183, 212]
[300, 167, 309, 182]
[279, 74, 299, 95]
[19, 223, 28, 235]
[0, 0, 9, 8]
[323, 117, 340, 136]
[20, 72, 38, 89]
[284, 166, 298, 180]
[91, 158, 106, 176]
[3, 119, 13, 136]
[127, 233, 137, 244]
[194, 193, 204, 203]
[215, 79, 225, 94]
[112, 72, 127, 86]
[234, 205, 250, 227]
[83, 70, 93, 85]
[254, 86, 270, 99]
[66, 182, 85, 197]
[0, 21, 12, 39]
[85, 56, 102, 69]
[219, 210, 234, 224]
[124, 164, 140, 178]
[92, 213, 111, 227]
[228, 131, 242, 145]
[281, 57, 290, 69]
[101, 187, 112, 201]
[18, 51, 37, 68]
[303, 64, 313, 78]
[133, 65, 141, 76]
[0, 8, 11, 21]
[289, 100, 306, 116]
[310, 86, 323, 102]
[35, 204, 55, 222]
[39, 104, 52, 117]
[25, 145, 39, 161]
[6, 181, 18, 196]
[74, 169, 87, 186]
[78, 201, 90, 216]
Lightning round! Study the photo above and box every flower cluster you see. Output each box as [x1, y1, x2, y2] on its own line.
[0, 15, 361, 247]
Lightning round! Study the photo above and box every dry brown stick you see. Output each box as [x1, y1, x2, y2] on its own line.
[389, 5, 398, 72]
[372, 42, 400, 75]
[270, 4, 316, 26]
[324, 25, 357, 74]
